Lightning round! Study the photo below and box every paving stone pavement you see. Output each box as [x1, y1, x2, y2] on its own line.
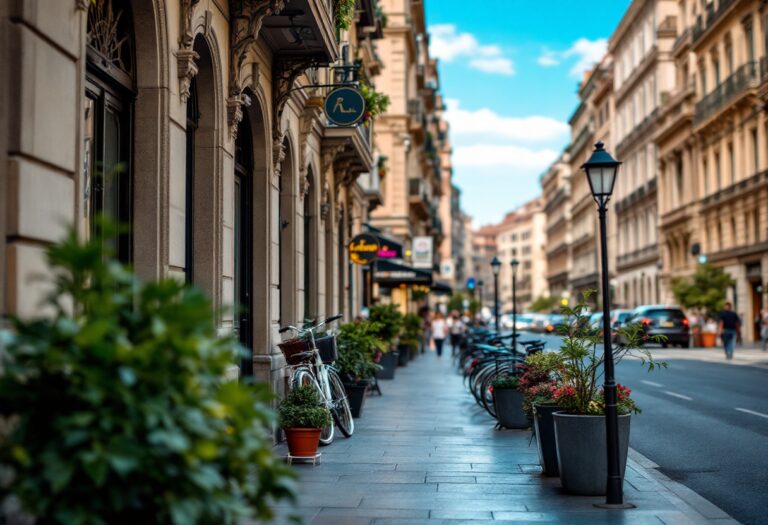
[269, 348, 739, 525]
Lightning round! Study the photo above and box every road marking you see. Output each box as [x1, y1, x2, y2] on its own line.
[735, 408, 768, 419]
[663, 391, 693, 401]
[641, 380, 663, 388]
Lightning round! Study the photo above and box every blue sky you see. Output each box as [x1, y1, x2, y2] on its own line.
[424, 0, 631, 227]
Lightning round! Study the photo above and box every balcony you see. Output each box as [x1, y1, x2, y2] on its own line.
[700, 169, 768, 210]
[615, 177, 657, 213]
[617, 245, 660, 271]
[408, 178, 430, 219]
[616, 107, 659, 156]
[672, 28, 690, 57]
[691, 0, 738, 44]
[693, 61, 758, 127]
[261, 0, 337, 63]
[323, 122, 374, 178]
[358, 168, 383, 210]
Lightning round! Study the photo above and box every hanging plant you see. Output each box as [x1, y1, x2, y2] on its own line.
[335, 0, 356, 32]
[360, 83, 390, 123]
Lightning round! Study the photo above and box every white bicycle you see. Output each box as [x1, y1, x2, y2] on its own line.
[278, 315, 354, 445]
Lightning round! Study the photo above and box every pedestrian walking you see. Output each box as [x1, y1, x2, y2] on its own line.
[760, 308, 768, 352]
[718, 302, 741, 360]
[419, 306, 432, 354]
[431, 312, 447, 358]
[449, 311, 465, 356]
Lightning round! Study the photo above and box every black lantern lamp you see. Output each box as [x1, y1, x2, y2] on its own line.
[510, 258, 519, 345]
[490, 256, 501, 333]
[582, 142, 631, 509]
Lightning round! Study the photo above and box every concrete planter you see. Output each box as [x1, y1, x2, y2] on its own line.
[376, 351, 398, 380]
[533, 404, 561, 476]
[493, 388, 529, 429]
[397, 344, 410, 366]
[553, 412, 631, 495]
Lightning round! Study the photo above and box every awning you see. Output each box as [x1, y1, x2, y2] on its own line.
[373, 234, 403, 260]
[373, 259, 432, 287]
[431, 281, 453, 295]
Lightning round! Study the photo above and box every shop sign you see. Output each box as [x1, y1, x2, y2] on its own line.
[325, 87, 365, 127]
[349, 233, 380, 265]
[411, 236, 433, 269]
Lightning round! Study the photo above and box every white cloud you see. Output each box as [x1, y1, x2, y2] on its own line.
[535, 38, 608, 77]
[443, 99, 569, 143]
[453, 144, 560, 171]
[429, 24, 514, 76]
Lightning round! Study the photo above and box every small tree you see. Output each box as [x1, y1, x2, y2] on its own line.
[671, 263, 734, 317]
[529, 296, 558, 313]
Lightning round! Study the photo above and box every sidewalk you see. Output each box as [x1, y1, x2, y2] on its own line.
[271, 349, 739, 525]
[649, 345, 768, 370]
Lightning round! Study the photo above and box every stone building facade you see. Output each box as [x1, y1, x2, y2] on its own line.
[0, 0, 426, 391]
[542, 153, 572, 303]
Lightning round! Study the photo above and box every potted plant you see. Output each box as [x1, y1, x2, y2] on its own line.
[491, 374, 529, 429]
[518, 352, 564, 476]
[370, 304, 405, 365]
[552, 293, 665, 496]
[279, 384, 332, 458]
[401, 313, 423, 362]
[336, 321, 385, 417]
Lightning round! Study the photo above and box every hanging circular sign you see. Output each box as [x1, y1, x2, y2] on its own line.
[349, 233, 380, 265]
[325, 86, 366, 127]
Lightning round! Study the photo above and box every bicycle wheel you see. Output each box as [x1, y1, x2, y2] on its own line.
[292, 368, 335, 446]
[328, 369, 354, 438]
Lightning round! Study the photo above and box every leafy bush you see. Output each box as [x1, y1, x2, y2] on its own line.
[400, 313, 422, 349]
[278, 385, 331, 429]
[360, 83, 391, 122]
[490, 374, 520, 390]
[369, 304, 403, 344]
[334, 0, 356, 31]
[335, 321, 385, 382]
[0, 226, 295, 525]
[529, 296, 559, 313]
[517, 352, 564, 416]
[554, 291, 665, 415]
[672, 263, 734, 317]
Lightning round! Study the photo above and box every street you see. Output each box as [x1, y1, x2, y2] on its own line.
[533, 332, 768, 525]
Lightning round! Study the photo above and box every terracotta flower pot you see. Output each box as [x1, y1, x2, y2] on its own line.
[284, 428, 321, 457]
[702, 332, 717, 348]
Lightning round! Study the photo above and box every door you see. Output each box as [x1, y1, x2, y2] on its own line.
[234, 117, 254, 376]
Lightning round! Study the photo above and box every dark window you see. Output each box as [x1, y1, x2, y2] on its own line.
[185, 77, 199, 283]
[303, 189, 312, 319]
[234, 115, 254, 374]
[84, 0, 135, 262]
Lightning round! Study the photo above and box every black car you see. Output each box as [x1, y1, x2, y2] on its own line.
[625, 305, 690, 348]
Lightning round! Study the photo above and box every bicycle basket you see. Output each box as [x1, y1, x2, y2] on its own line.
[278, 338, 311, 365]
[315, 334, 338, 363]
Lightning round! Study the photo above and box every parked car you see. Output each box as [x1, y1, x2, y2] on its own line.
[544, 314, 567, 334]
[610, 309, 633, 329]
[624, 305, 690, 348]
[589, 312, 603, 329]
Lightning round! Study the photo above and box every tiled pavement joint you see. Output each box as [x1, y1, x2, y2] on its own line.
[268, 350, 740, 524]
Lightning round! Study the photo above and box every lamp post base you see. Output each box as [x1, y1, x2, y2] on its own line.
[593, 502, 636, 510]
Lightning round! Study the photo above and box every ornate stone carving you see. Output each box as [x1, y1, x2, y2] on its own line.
[177, 48, 199, 103]
[228, 92, 252, 140]
[273, 131, 288, 177]
[177, 0, 201, 102]
[228, 1, 288, 133]
[298, 102, 323, 200]
[75, 0, 90, 11]
[320, 182, 332, 222]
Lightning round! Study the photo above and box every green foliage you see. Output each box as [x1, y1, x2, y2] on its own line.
[447, 292, 479, 316]
[360, 83, 391, 121]
[335, 322, 385, 382]
[0, 224, 296, 524]
[490, 374, 520, 390]
[529, 296, 559, 313]
[517, 352, 564, 416]
[369, 304, 403, 343]
[672, 263, 734, 317]
[400, 313, 423, 349]
[375, 3, 388, 27]
[554, 291, 666, 415]
[278, 385, 331, 429]
[334, 0, 356, 32]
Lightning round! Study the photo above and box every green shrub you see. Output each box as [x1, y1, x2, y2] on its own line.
[369, 304, 403, 344]
[0, 225, 296, 525]
[278, 385, 331, 429]
[400, 313, 422, 349]
[490, 374, 520, 390]
[335, 321, 385, 382]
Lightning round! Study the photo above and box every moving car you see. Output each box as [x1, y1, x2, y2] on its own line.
[625, 305, 690, 348]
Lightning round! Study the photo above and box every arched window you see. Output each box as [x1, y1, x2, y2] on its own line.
[185, 76, 199, 283]
[235, 114, 254, 374]
[83, 0, 135, 261]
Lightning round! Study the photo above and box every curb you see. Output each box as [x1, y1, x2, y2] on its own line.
[627, 447, 741, 524]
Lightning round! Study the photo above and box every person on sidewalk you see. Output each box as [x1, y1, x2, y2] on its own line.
[761, 308, 768, 352]
[718, 302, 741, 360]
[449, 311, 465, 357]
[431, 312, 447, 358]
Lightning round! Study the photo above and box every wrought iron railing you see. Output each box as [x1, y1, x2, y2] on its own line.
[692, 0, 737, 43]
[694, 61, 757, 125]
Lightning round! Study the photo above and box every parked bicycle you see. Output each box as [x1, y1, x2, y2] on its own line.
[278, 315, 354, 445]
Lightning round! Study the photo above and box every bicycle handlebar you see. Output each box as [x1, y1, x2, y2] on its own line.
[279, 314, 343, 336]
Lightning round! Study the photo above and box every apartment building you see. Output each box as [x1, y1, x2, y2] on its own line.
[494, 199, 548, 312]
[542, 154, 573, 303]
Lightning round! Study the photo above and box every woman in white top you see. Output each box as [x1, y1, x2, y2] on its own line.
[431, 312, 447, 357]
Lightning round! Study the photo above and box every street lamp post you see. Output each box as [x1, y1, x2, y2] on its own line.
[490, 257, 501, 333]
[477, 280, 484, 323]
[581, 141, 629, 508]
[510, 259, 519, 344]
